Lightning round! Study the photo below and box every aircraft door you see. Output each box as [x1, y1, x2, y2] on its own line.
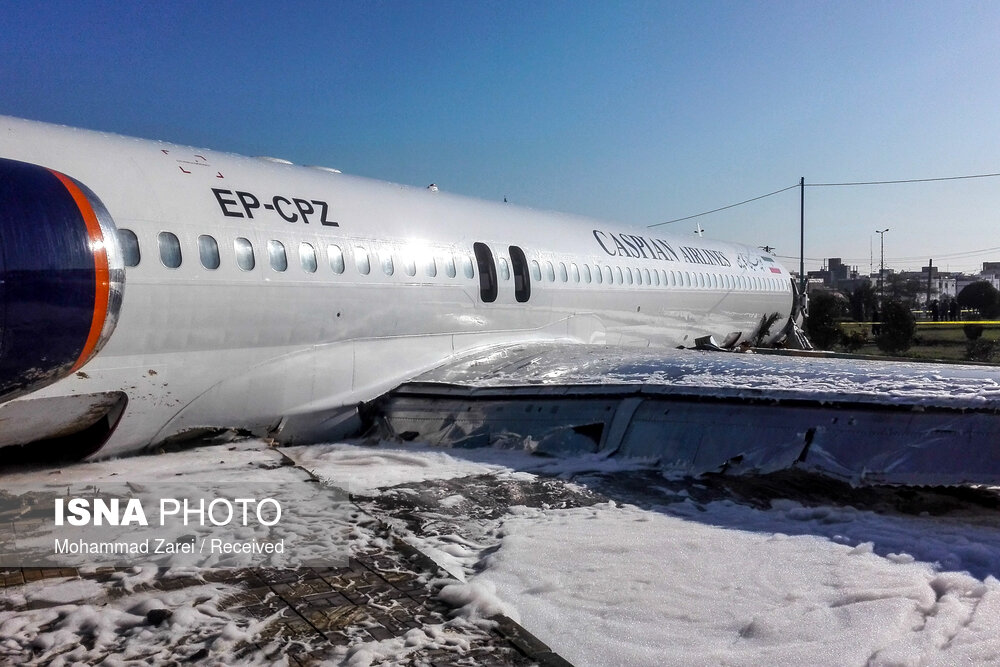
[473, 242, 498, 303]
[509, 245, 531, 303]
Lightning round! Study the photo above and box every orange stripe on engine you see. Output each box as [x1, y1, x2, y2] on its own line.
[49, 170, 111, 373]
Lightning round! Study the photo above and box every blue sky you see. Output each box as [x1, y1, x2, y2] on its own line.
[3, 1, 999, 273]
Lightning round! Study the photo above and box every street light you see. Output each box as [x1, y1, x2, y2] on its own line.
[876, 228, 889, 302]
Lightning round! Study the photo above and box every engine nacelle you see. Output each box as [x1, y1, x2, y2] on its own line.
[0, 158, 125, 403]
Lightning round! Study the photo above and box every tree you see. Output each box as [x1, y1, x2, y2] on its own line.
[957, 281, 1000, 319]
[884, 274, 921, 305]
[876, 300, 916, 355]
[805, 291, 843, 350]
[849, 282, 877, 321]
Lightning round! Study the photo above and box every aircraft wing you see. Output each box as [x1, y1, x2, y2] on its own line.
[376, 344, 1000, 487]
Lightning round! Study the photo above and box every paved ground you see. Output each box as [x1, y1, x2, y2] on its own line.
[0, 514, 571, 665]
[0, 442, 575, 665]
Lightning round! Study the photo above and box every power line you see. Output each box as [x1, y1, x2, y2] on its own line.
[808, 171, 1000, 187]
[777, 244, 1000, 266]
[887, 246, 1000, 261]
[651, 171, 1000, 230]
[649, 183, 798, 228]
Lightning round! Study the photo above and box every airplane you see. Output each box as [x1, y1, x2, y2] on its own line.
[0, 115, 806, 464]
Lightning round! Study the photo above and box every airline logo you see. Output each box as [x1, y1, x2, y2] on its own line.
[593, 229, 732, 267]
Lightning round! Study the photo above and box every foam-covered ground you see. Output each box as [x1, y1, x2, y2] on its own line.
[3, 438, 1000, 665]
[294, 442, 1000, 666]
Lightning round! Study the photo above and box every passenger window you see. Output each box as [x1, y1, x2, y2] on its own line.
[402, 254, 417, 277]
[158, 232, 181, 269]
[499, 258, 511, 281]
[328, 244, 345, 274]
[582, 264, 592, 283]
[652, 270, 660, 286]
[545, 261, 555, 282]
[473, 242, 498, 303]
[634, 268, 641, 285]
[119, 229, 140, 267]
[461, 255, 475, 279]
[644, 269, 651, 285]
[235, 237, 255, 271]
[268, 240, 287, 272]
[614, 267, 623, 284]
[300, 242, 317, 273]
[424, 256, 437, 278]
[530, 260, 542, 282]
[627, 268, 634, 285]
[381, 251, 394, 276]
[559, 262, 569, 282]
[509, 245, 531, 303]
[198, 235, 220, 270]
[603, 266, 613, 284]
[355, 247, 371, 275]
[571, 263, 580, 283]
[443, 256, 457, 278]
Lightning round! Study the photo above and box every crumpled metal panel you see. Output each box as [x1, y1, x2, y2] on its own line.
[381, 343, 1000, 486]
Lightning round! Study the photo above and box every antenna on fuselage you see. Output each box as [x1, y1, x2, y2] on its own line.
[694, 223, 704, 237]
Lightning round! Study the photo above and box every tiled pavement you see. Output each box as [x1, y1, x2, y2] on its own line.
[0, 529, 571, 666]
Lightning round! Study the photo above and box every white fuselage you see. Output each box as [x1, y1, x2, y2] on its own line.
[0, 116, 793, 457]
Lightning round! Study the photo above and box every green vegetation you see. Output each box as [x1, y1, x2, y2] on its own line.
[875, 300, 916, 355]
[957, 281, 1000, 319]
[836, 320, 1000, 363]
[751, 312, 784, 347]
[803, 283, 1000, 363]
[804, 292, 843, 350]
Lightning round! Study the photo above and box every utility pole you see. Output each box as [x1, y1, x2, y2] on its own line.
[876, 228, 889, 302]
[799, 177, 805, 300]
